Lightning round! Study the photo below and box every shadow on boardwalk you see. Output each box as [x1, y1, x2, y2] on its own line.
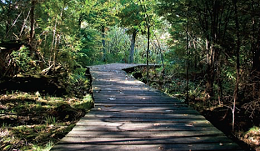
[51, 63, 243, 151]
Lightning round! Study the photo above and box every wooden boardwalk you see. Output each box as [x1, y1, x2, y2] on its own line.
[51, 63, 243, 151]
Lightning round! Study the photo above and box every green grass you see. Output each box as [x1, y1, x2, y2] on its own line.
[0, 92, 93, 151]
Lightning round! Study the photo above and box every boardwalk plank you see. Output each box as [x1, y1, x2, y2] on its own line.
[91, 106, 200, 113]
[94, 103, 189, 107]
[64, 130, 225, 138]
[58, 136, 234, 144]
[71, 125, 219, 131]
[76, 121, 212, 127]
[85, 112, 205, 119]
[51, 144, 242, 151]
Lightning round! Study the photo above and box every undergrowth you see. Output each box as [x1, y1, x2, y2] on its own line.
[0, 91, 93, 151]
[0, 66, 93, 150]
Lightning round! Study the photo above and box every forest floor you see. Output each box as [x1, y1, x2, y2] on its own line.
[124, 66, 260, 151]
[0, 70, 93, 150]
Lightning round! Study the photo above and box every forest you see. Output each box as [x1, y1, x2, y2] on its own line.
[0, 0, 260, 150]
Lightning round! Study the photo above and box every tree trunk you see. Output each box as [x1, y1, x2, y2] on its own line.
[232, 0, 241, 132]
[186, 20, 189, 103]
[146, 25, 150, 84]
[129, 29, 137, 64]
[30, 0, 35, 44]
[50, 15, 57, 66]
[252, 28, 260, 72]
[205, 39, 214, 97]
[250, 0, 260, 72]
[101, 26, 106, 62]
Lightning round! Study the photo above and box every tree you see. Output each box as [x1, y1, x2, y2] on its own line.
[158, 0, 235, 98]
[117, 0, 143, 63]
[82, 0, 118, 62]
[137, 0, 159, 84]
[30, 0, 35, 45]
[0, 0, 31, 41]
[156, 0, 260, 132]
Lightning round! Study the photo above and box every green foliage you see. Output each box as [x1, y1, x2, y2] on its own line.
[83, 0, 118, 28]
[9, 46, 32, 73]
[77, 27, 102, 65]
[63, 67, 91, 98]
[246, 126, 260, 134]
[117, 0, 143, 33]
[31, 141, 54, 151]
[105, 26, 131, 63]
[1, 0, 260, 149]
[68, 70, 86, 86]
[45, 116, 56, 125]
[0, 0, 166, 67]
[72, 94, 94, 110]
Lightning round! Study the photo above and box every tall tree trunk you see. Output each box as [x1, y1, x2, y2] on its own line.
[30, 0, 35, 44]
[251, 1, 256, 72]
[186, 19, 189, 103]
[138, 0, 150, 84]
[232, 0, 241, 132]
[205, 39, 214, 97]
[252, 25, 260, 72]
[251, 1, 260, 75]
[101, 26, 106, 62]
[203, 0, 223, 99]
[146, 25, 150, 84]
[217, 62, 223, 105]
[129, 29, 137, 64]
[50, 15, 58, 66]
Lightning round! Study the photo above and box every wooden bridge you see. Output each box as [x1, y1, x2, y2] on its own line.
[51, 63, 243, 151]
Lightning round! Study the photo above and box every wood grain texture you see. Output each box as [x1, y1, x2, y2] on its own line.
[51, 63, 243, 151]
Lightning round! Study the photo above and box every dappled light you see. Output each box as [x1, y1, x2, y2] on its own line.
[1, 0, 259, 150]
[51, 63, 242, 151]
